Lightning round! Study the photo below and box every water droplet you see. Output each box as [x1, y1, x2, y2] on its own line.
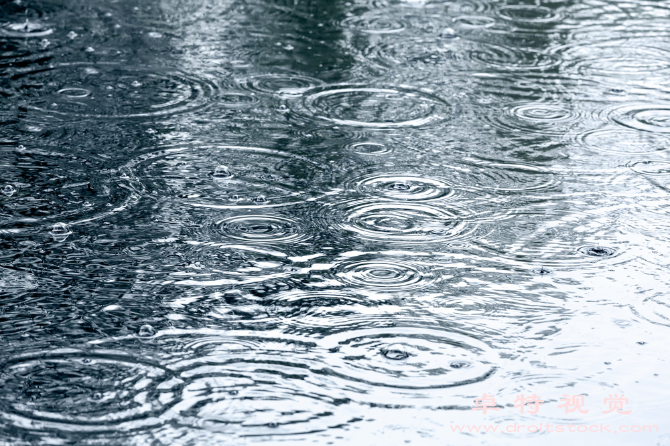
[277, 104, 290, 113]
[381, 343, 409, 360]
[638, 341, 647, 345]
[267, 422, 279, 428]
[131, 80, 142, 88]
[253, 196, 267, 203]
[92, 392, 103, 400]
[2, 185, 16, 197]
[67, 31, 78, 39]
[85, 47, 94, 52]
[229, 389, 238, 395]
[213, 165, 233, 179]
[138, 324, 156, 337]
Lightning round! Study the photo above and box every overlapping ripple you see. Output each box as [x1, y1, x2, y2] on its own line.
[0, 146, 139, 231]
[486, 100, 580, 136]
[318, 327, 496, 389]
[127, 145, 326, 209]
[13, 63, 218, 119]
[0, 349, 177, 432]
[608, 103, 670, 133]
[169, 243, 291, 287]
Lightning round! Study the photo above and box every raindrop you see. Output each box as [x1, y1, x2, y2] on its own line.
[2, 185, 16, 197]
[578, 246, 616, 257]
[92, 392, 103, 400]
[277, 104, 290, 113]
[388, 181, 411, 191]
[267, 422, 279, 428]
[138, 324, 156, 337]
[381, 343, 409, 360]
[253, 196, 267, 203]
[67, 31, 78, 39]
[131, 81, 142, 87]
[229, 390, 238, 395]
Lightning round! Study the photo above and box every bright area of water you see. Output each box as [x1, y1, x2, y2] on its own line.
[1, 0, 670, 444]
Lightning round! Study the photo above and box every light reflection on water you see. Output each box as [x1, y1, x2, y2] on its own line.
[1, 0, 670, 444]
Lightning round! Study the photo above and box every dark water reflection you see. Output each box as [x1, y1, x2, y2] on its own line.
[1, 0, 670, 444]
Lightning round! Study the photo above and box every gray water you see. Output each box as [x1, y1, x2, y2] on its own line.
[1, 0, 670, 444]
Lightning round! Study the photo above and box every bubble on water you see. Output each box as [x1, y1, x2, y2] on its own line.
[440, 27, 458, 38]
[85, 47, 95, 53]
[67, 31, 78, 39]
[276, 104, 290, 113]
[2, 185, 16, 197]
[131, 80, 142, 87]
[51, 222, 71, 242]
[138, 324, 156, 337]
[381, 343, 410, 360]
[212, 165, 233, 179]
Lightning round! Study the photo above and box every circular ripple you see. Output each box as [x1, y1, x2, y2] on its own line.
[578, 127, 670, 154]
[299, 85, 452, 128]
[127, 145, 325, 209]
[170, 244, 291, 287]
[456, 159, 559, 193]
[555, 42, 670, 77]
[355, 174, 454, 201]
[215, 215, 307, 244]
[318, 327, 495, 389]
[629, 160, 670, 176]
[0, 147, 139, 231]
[241, 74, 324, 98]
[335, 258, 436, 291]
[472, 208, 633, 269]
[14, 63, 217, 119]
[334, 200, 478, 243]
[341, 14, 407, 34]
[487, 101, 579, 136]
[468, 42, 560, 71]
[452, 15, 497, 28]
[347, 142, 393, 155]
[496, 5, 561, 24]
[632, 294, 670, 328]
[0, 349, 176, 432]
[609, 103, 670, 133]
[0, 21, 53, 38]
[577, 245, 616, 257]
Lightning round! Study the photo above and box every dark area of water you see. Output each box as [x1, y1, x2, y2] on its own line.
[1, 0, 670, 444]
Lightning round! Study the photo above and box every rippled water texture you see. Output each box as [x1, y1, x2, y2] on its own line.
[1, 0, 670, 444]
